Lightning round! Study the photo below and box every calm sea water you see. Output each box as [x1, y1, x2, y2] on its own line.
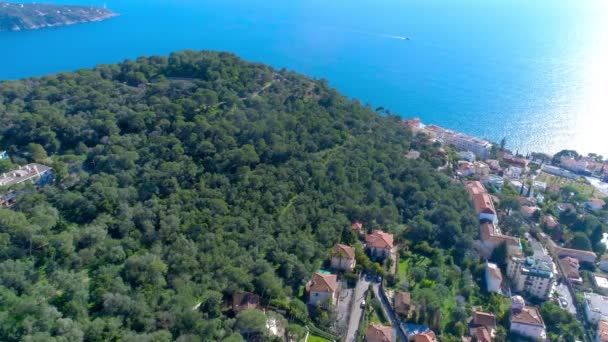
[2, 0, 607, 155]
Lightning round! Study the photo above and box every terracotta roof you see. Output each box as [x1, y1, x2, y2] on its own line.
[394, 292, 412, 314]
[589, 199, 606, 208]
[473, 311, 497, 328]
[521, 205, 538, 217]
[352, 220, 364, 231]
[480, 222, 520, 247]
[414, 330, 437, 342]
[306, 272, 338, 293]
[332, 244, 355, 260]
[367, 230, 394, 250]
[598, 321, 608, 342]
[232, 292, 261, 312]
[511, 306, 544, 327]
[556, 246, 597, 262]
[474, 326, 492, 342]
[559, 256, 581, 280]
[486, 263, 503, 282]
[365, 324, 393, 342]
[542, 215, 559, 228]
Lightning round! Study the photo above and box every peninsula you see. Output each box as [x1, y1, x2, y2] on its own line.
[0, 2, 116, 32]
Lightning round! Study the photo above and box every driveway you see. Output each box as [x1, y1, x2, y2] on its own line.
[344, 276, 371, 342]
[335, 282, 355, 337]
[372, 284, 406, 342]
[555, 282, 577, 315]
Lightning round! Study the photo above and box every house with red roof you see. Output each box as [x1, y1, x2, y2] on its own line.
[466, 181, 498, 224]
[331, 244, 356, 271]
[468, 311, 497, 342]
[306, 272, 338, 307]
[413, 330, 437, 342]
[365, 324, 393, 342]
[366, 230, 394, 260]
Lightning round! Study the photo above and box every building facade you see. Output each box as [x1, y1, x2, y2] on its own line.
[584, 292, 608, 324]
[507, 257, 555, 300]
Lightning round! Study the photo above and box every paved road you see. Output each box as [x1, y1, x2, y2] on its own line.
[372, 284, 407, 342]
[336, 284, 354, 337]
[344, 276, 371, 342]
[555, 282, 577, 315]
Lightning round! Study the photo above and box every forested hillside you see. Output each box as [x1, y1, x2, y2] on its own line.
[0, 51, 477, 341]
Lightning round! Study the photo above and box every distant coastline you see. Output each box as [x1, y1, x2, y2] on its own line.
[0, 2, 116, 32]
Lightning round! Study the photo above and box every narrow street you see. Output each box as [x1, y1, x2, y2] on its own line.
[372, 284, 407, 342]
[344, 276, 371, 342]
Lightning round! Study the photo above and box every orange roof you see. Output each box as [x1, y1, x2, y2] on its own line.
[556, 246, 597, 261]
[474, 327, 492, 342]
[352, 220, 364, 231]
[473, 311, 497, 327]
[365, 324, 393, 342]
[414, 330, 437, 342]
[480, 222, 519, 247]
[598, 321, 608, 342]
[473, 193, 496, 215]
[542, 215, 559, 228]
[511, 306, 544, 327]
[367, 230, 394, 250]
[333, 244, 355, 260]
[306, 272, 338, 293]
[559, 256, 581, 280]
[521, 205, 538, 216]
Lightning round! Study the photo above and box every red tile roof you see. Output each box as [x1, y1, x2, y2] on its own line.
[367, 230, 394, 250]
[414, 330, 437, 342]
[511, 306, 544, 327]
[598, 321, 608, 342]
[332, 244, 355, 260]
[474, 327, 492, 342]
[466, 181, 496, 215]
[473, 311, 497, 328]
[352, 220, 364, 231]
[365, 324, 393, 342]
[306, 272, 338, 293]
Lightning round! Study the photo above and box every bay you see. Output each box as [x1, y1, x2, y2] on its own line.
[1, 0, 607, 155]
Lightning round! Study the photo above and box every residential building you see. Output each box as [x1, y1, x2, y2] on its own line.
[0, 150, 7, 159]
[510, 305, 547, 341]
[600, 255, 608, 273]
[521, 205, 538, 219]
[560, 157, 589, 174]
[485, 159, 502, 172]
[479, 222, 521, 257]
[458, 161, 490, 177]
[306, 272, 338, 307]
[597, 320, 608, 342]
[414, 331, 437, 342]
[505, 166, 523, 179]
[556, 202, 576, 213]
[232, 292, 261, 313]
[394, 292, 412, 318]
[486, 262, 503, 294]
[594, 274, 608, 291]
[422, 125, 492, 159]
[587, 199, 607, 212]
[352, 220, 365, 236]
[503, 154, 530, 169]
[541, 215, 559, 229]
[466, 181, 498, 224]
[584, 292, 608, 324]
[459, 151, 477, 162]
[365, 323, 393, 342]
[366, 230, 394, 260]
[544, 237, 598, 264]
[0, 163, 52, 187]
[402, 118, 423, 132]
[469, 312, 497, 342]
[542, 165, 578, 180]
[330, 244, 356, 271]
[507, 256, 555, 300]
[559, 256, 583, 284]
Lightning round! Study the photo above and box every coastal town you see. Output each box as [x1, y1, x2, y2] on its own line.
[3, 115, 608, 342]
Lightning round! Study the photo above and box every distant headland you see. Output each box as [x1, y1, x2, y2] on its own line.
[0, 2, 116, 32]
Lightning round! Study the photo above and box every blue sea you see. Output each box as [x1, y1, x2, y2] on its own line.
[2, 0, 607, 155]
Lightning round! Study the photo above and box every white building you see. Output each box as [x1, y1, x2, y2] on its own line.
[600, 255, 608, 273]
[459, 151, 477, 162]
[486, 262, 503, 294]
[541, 165, 578, 180]
[507, 257, 555, 300]
[306, 272, 338, 307]
[510, 305, 547, 341]
[423, 125, 492, 159]
[584, 292, 608, 324]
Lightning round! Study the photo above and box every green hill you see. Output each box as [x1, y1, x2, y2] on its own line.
[0, 51, 477, 340]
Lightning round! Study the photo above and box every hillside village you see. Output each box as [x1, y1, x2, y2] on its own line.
[4, 115, 608, 342]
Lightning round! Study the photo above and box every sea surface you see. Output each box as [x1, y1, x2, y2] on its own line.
[1, 0, 607, 155]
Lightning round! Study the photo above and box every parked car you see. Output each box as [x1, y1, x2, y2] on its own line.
[559, 298, 568, 308]
[360, 300, 366, 309]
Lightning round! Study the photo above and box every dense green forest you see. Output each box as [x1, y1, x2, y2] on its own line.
[0, 51, 478, 341]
